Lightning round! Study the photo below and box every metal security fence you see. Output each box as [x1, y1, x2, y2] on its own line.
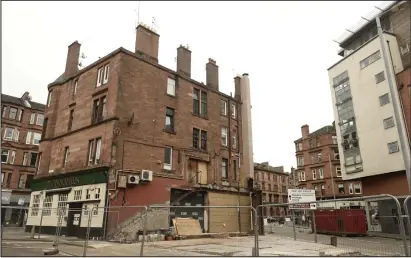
[256, 194, 409, 257]
[84, 205, 257, 257]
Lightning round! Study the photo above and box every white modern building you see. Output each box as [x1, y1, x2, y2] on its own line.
[327, 1, 411, 196]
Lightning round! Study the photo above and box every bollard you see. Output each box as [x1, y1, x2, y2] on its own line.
[330, 236, 337, 247]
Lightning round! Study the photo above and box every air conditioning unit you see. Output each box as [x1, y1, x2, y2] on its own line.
[128, 175, 140, 185]
[140, 170, 153, 182]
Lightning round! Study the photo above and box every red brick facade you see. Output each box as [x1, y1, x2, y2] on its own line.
[294, 124, 362, 199]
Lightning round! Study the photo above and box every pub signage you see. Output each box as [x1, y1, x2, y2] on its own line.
[47, 177, 80, 189]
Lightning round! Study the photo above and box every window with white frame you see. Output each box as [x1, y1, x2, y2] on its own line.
[23, 152, 28, 166]
[354, 183, 362, 194]
[221, 158, 228, 180]
[220, 100, 227, 116]
[84, 204, 89, 216]
[167, 78, 176, 96]
[8, 107, 17, 120]
[93, 204, 99, 216]
[332, 135, 338, 144]
[231, 104, 236, 119]
[312, 169, 317, 180]
[26, 132, 33, 144]
[88, 138, 102, 166]
[17, 109, 23, 121]
[221, 127, 228, 146]
[86, 189, 91, 199]
[57, 193, 68, 217]
[297, 156, 304, 167]
[47, 91, 52, 107]
[73, 80, 78, 96]
[336, 166, 342, 177]
[29, 153, 38, 167]
[2, 106, 7, 118]
[348, 183, 354, 194]
[338, 183, 345, 194]
[95, 188, 100, 199]
[97, 64, 110, 87]
[317, 152, 322, 163]
[63, 147, 69, 168]
[3, 127, 14, 141]
[333, 149, 340, 160]
[33, 133, 41, 145]
[232, 132, 237, 149]
[1, 149, 9, 163]
[30, 113, 35, 124]
[43, 195, 53, 216]
[31, 194, 41, 216]
[36, 114, 44, 126]
[74, 190, 82, 201]
[300, 171, 306, 181]
[18, 174, 25, 189]
[319, 168, 324, 179]
[163, 147, 172, 170]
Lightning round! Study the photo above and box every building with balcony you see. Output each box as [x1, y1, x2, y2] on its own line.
[25, 24, 255, 238]
[328, 1, 411, 196]
[254, 162, 289, 217]
[294, 124, 362, 200]
[1, 92, 45, 225]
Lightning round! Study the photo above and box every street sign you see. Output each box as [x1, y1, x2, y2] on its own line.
[288, 189, 316, 210]
[18, 198, 25, 205]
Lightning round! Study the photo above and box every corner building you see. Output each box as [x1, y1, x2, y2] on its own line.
[26, 25, 254, 238]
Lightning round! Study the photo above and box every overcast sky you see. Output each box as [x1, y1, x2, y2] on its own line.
[2, 1, 382, 171]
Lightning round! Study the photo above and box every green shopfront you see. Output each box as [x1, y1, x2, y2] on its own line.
[25, 167, 108, 238]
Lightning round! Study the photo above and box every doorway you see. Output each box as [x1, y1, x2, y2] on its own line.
[67, 202, 82, 237]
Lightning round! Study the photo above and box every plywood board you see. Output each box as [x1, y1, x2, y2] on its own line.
[174, 218, 202, 236]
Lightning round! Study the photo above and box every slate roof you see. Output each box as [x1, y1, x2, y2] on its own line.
[1, 93, 45, 111]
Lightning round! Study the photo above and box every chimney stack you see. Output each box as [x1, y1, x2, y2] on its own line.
[206, 58, 219, 90]
[135, 25, 160, 63]
[301, 124, 310, 139]
[176, 45, 191, 77]
[65, 41, 81, 78]
[234, 76, 241, 101]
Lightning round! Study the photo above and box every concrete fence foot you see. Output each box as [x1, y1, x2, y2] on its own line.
[43, 248, 59, 255]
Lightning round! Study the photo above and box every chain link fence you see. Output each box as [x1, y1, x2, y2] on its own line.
[257, 194, 409, 257]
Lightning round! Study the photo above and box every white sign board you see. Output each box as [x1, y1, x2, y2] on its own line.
[288, 189, 316, 210]
[18, 198, 25, 205]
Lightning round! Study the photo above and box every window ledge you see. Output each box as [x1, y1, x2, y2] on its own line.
[162, 169, 175, 173]
[163, 128, 176, 135]
[166, 94, 176, 98]
[192, 112, 208, 120]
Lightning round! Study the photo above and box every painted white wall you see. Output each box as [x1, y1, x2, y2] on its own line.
[328, 33, 406, 181]
[26, 183, 106, 228]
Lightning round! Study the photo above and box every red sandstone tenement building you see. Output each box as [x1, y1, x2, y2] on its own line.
[254, 162, 289, 217]
[294, 124, 362, 200]
[1, 92, 45, 225]
[25, 24, 255, 238]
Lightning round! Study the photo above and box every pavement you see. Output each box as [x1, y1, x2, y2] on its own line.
[1, 226, 407, 256]
[264, 223, 406, 256]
